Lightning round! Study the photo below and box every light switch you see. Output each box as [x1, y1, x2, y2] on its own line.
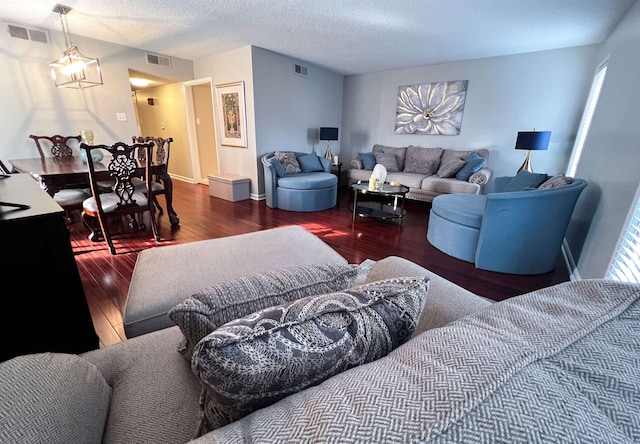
[161, 122, 165, 130]
[116, 113, 127, 121]
[196, 118, 201, 125]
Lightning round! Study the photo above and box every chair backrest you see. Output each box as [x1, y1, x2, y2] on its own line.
[29, 134, 81, 159]
[81, 141, 154, 212]
[132, 136, 173, 167]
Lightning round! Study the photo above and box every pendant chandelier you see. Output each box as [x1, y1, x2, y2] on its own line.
[49, 4, 103, 89]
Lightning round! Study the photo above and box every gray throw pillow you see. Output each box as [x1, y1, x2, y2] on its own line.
[168, 263, 360, 360]
[191, 276, 429, 435]
[374, 152, 400, 172]
[403, 146, 443, 175]
[436, 158, 466, 178]
[274, 151, 302, 174]
[0, 353, 111, 444]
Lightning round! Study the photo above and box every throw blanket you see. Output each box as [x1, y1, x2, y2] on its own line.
[197, 279, 640, 443]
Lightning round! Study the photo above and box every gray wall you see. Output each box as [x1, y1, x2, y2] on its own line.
[341, 46, 599, 181]
[568, 0, 640, 278]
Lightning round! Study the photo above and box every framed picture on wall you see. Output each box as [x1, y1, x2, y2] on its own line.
[215, 81, 247, 148]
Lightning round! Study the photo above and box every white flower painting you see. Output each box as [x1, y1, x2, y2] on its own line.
[395, 80, 469, 135]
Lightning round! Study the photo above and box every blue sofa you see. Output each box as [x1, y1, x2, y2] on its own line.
[426, 173, 588, 274]
[262, 152, 337, 212]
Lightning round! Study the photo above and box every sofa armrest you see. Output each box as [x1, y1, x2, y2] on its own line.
[468, 167, 492, 185]
[350, 159, 363, 169]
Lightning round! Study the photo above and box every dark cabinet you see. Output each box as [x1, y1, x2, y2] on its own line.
[0, 174, 99, 362]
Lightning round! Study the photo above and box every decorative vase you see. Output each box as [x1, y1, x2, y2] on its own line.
[80, 148, 104, 163]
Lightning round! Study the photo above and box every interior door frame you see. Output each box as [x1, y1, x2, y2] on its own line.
[184, 77, 218, 184]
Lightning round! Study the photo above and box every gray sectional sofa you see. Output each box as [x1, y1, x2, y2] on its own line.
[349, 144, 493, 201]
[1, 226, 639, 443]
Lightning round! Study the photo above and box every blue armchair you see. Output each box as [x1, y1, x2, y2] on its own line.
[426, 175, 588, 274]
[262, 152, 337, 212]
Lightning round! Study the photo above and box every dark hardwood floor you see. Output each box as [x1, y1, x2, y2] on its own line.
[68, 180, 570, 348]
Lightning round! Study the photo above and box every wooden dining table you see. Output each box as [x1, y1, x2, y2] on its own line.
[9, 155, 180, 225]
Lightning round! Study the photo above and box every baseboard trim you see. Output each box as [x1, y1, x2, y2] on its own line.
[562, 238, 581, 281]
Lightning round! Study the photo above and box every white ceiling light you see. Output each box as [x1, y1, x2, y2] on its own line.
[49, 4, 103, 89]
[130, 77, 150, 87]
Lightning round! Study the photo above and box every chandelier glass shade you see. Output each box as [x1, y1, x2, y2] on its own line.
[49, 4, 103, 89]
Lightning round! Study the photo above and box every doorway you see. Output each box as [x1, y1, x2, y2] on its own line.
[185, 79, 218, 184]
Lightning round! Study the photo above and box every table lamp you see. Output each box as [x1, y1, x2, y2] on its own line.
[320, 127, 339, 161]
[515, 130, 551, 173]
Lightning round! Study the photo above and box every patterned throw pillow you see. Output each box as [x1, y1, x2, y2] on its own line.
[436, 158, 466, 178]
[191, 276, 429, 435]
[168, 263, 360, 360]
[274, 151, 302, 174]
[374, 151, 400, 172]
[403, 146, 443, 175]
[538, 173, 573, 189]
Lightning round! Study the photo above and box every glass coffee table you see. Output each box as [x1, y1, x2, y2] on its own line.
[350, 182, 410, 225]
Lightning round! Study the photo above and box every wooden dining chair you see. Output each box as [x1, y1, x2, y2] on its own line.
[29, 134, 81, 159]
[132, 136, 173, 214]
[27, 134, 91, 222]
[80, 141, 160, 255]
[0, 159, 13, 174]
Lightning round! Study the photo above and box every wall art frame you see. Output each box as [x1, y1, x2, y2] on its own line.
[395, 80, 469, 136]
[215, 81, 247, 148]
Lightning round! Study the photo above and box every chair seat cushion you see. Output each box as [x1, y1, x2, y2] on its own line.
[54, 188, 91, 205]
[431, 194, 486, 228]
[277, 172, 337, 190]
[83, 191, 148, 213]
[132, 178, 165, 192]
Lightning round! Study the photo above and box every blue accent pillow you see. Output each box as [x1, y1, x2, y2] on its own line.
[269, 157, 286, 177]
[502, 171, 549, 192]
[359, 152, 377, 170]
[297, 153, 324, 172]
[455, 152, 486, 181]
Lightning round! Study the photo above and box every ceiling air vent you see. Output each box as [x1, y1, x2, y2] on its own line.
[6, 23, 50, 44]
[294, 63, 308, 77]
[146, 52, 172, 68]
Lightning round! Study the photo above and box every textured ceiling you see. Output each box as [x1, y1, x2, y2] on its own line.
[1, 0, 636, 75]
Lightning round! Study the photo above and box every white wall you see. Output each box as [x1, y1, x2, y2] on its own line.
[341, 46, 599, 181]
[0, 26, 193, 161]
[568, 0, 640, 278]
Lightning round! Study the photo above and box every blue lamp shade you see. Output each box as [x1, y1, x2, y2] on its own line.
[515, 131, 551, 151]
[320, 127, 339, 141]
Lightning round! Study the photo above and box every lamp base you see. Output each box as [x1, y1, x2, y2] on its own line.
[324, 142, 333, 161]
[517, 150, 534, 173]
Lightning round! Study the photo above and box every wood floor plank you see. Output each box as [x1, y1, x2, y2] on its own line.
[69, 180, 570, 348]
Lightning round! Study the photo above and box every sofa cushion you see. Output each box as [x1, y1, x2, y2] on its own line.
[372, 144, 407, 170]
[274, 151, 302, 174]
[502, 171, 548, 192]
[441, 148, 489, 166]
[359, 152, 377, 170]
[277, 172, 337, 190]
[269, 156, 286, 177]
[296, 152, 324, 172]
[168, 263, 360, 360]
[202, 279, 640, 443]
[436, 158, 466, 178]
[374, 151, 400, 172]
[191, 276, 429, 435]
[403, 146, 443, 175]
[455, 151, 486, 181]
[431, 193, 486, 228]
[0, 353, 111, 444]
[538, 173, 573, 189]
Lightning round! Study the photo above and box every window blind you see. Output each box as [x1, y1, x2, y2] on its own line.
[607, 184, 640, 283]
